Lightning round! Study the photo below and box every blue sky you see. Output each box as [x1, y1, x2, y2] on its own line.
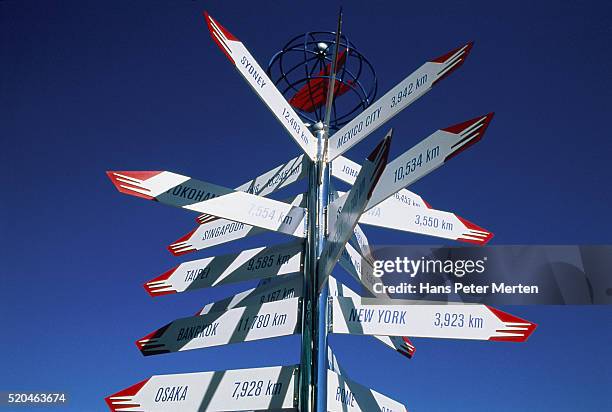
[1, 1, 611, 411]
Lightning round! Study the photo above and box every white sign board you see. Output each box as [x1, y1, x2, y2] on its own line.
[333, 188, 492, 244]
[331, 296, 537, 342]
[106, 168, 311, 239]
[137, 297, 301, 355]
[332, 155, 428, 209]
[367, 113, 494, 209]
[327, 369, 408, 412]
[359, 193, 493, 244]
[107, 170, 232, 208]
[169, 218, 267, 256]
[145, 241, 302, 296]
[328, 42, 473, 160]
[105, 365, 298, 411]
[189, 191, 307, 237]
[197, 155, 308, 224]
[171, 194, 306, 256]
[204, 12, 317, 159]
[198, 274, 302, 315]
[329, 276, 416, 359]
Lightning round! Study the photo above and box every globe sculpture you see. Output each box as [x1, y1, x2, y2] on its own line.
[267, 31, 377, 132]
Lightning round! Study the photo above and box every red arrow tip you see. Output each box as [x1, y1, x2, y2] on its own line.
[401, 336, 417, 358]
[104, 378, 149, 411]
[167, 227, 198, 256]
[203, 11, 238, 64]
[431, 41, 474, 86]
[456, 215, 494, 245]
[106, 171, 161, 200]
[443, 113, 495, 162]
[487, 306, 538, 342]
[143, 267, 178, 297]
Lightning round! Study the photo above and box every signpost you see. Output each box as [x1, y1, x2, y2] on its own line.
[366, 113, 494, 209]
[168, 218, 267, 256]
[105, 365, 299, 412]
[332, 154, 493, 244]
[137, 298, 301, 355]
[327, 42, 474, 160]
[327, 369, 408, 412]
[204, 12, 318, 160]
[330, 296, 537, 342]
[329, 276, 416, 359]
[105, 9, 536, 411]
[145, 241, 302, 296]
[188, 191, 308, 237]
[350, 191, 493, 244]
[332, 154, 429, 208]
[196, 155, 308, 224]
[170, 193, 306, 256]
[197, 274, 302, 315]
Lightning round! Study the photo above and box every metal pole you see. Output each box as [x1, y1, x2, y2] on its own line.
[315, 126, 330, 412]
[314, 8, 341, 408]
[299, 122, 329, 412]
[299, 159, 317, 412]
[302, 8, 340, 409]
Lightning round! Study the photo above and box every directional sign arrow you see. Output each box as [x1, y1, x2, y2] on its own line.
[169, 219, 267, 256]
[327, 369, 408, 412]
[350, 191, 493, 244]
[197, 273, 302, 315]
[329, 276, 416, 359]
[106, 170, 234, 211]
[204, 12, 318, 160]
[197, 154, 308, 224]
[367, 113, 494, 209]
[328, 42, 473, 160]
[145, 241, 302, 297]
[330, 296, 537, 342]
[320, 131, 392, 287]
[106, 165, 309, 240]
[105, 365, 298, 412]
[188, 191, 308, 237]
[169, 194, 306, 256]
[332, 154, 429, 209]
[333, 153, 494, 243]
[137, 297, 301, 355]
